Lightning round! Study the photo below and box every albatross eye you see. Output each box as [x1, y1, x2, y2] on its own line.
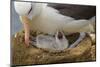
[28, 5, 32, 15]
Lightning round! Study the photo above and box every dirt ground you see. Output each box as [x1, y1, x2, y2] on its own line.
[11, 31, 96, 66]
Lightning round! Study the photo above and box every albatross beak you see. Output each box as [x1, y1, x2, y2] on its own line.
[56, 32, 64, 39]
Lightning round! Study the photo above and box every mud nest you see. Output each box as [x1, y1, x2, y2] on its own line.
[11, 31, 96, 66]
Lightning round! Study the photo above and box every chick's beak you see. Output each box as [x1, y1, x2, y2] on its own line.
[57, 32, 63, 39]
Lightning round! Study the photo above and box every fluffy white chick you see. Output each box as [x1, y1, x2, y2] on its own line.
[14, 2, 95, 46]
[33, 31, 69, 51]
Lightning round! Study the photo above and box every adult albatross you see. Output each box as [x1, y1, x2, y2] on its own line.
[14, 2, 95, 49]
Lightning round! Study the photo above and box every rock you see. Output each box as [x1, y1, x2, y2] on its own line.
[11, 31, 95, 65]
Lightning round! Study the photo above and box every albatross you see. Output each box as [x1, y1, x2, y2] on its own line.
[14, 2, 95, 48]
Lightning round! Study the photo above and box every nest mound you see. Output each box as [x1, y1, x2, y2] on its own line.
[11, 31, 96, 65]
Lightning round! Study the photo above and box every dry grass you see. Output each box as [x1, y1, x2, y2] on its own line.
[11, 31, 96, 65]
